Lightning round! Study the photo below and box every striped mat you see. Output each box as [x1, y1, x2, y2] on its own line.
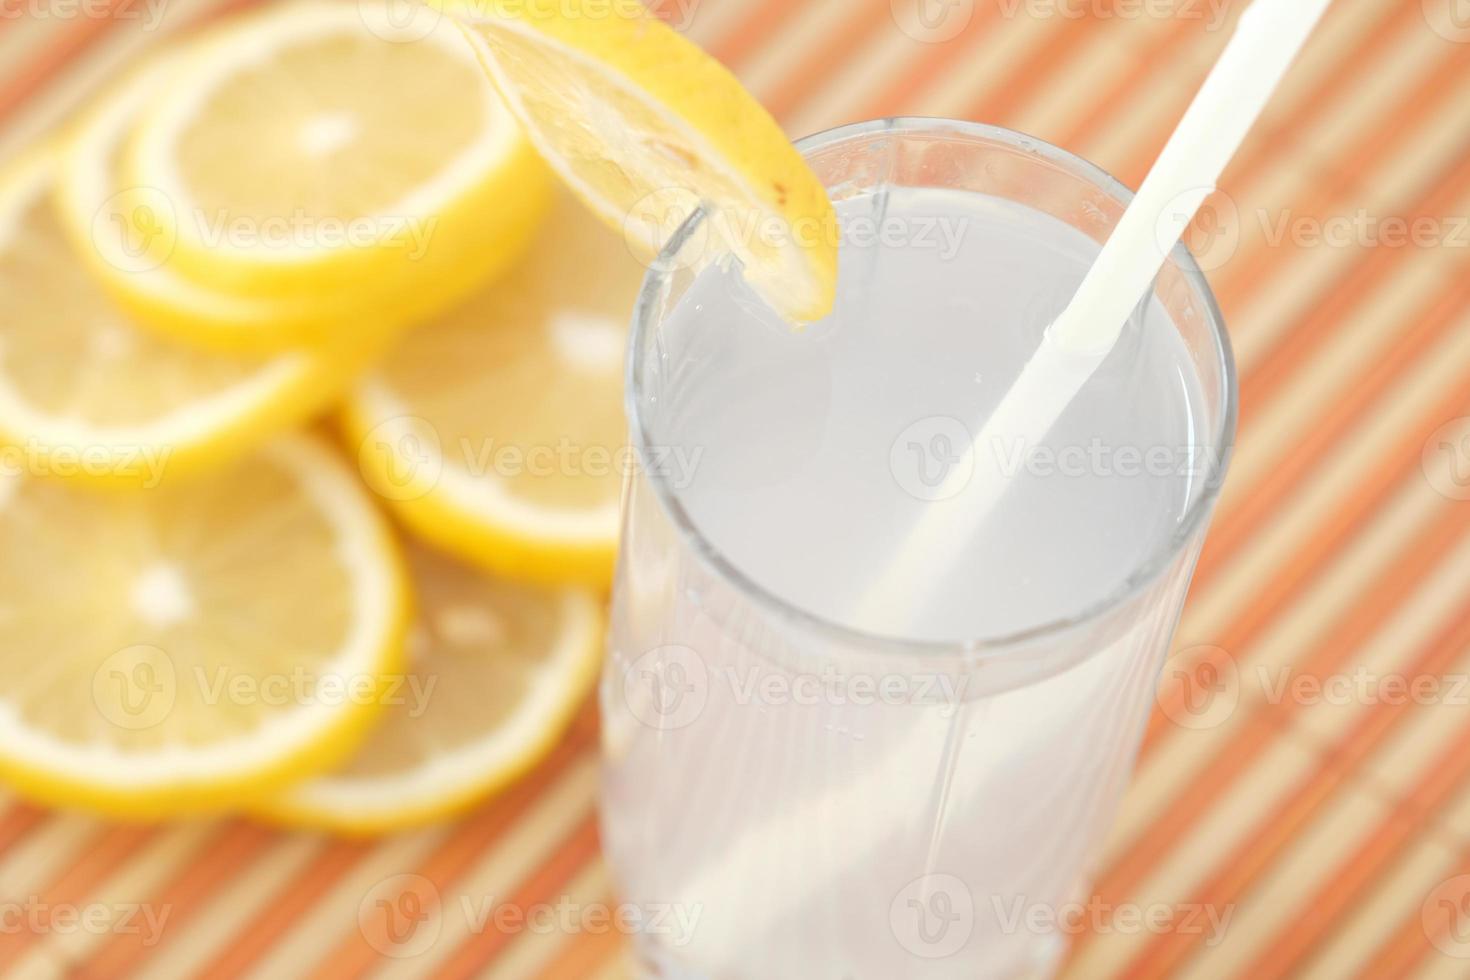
[1, 0, 1469, 977]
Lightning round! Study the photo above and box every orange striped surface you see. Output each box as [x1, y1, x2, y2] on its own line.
[1, 0, 1468, 977]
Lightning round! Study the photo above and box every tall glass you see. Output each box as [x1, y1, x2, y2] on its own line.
[600, 119, 1236, 979]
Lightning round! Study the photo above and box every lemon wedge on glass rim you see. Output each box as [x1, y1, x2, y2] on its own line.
[435, 0, 838, 323]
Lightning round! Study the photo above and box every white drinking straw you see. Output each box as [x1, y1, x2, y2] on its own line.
[857, 0, 1335, 634]
[669, 1, 1337, 971]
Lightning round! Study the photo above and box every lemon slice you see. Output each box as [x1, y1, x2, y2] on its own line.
[258, 542, 599, 834]
[56, 53, 393, 354]
[124, 0, 551, 306]
[0, 434, 408, 819]
[346, 190, 641, 587]
[439, 0, 838, 322]
[0, 151, 378, 486]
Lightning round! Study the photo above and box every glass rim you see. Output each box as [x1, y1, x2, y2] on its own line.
[625, 116, 1240, 659]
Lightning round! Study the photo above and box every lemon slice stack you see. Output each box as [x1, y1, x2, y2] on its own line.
[0, 0, 839, 828]
[259, 541, 601, 834]
[0, 435, 409, 818]
[61, 2, 551, 353]
[1, 151, 361, 484]
[349, 189, 642, 588]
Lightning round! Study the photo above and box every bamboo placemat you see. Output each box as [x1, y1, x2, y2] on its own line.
[0, 0, 1467, 976]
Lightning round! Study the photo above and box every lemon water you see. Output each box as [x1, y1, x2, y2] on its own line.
[657, 187, 1203, 641]
[604, 180, 1215, 978]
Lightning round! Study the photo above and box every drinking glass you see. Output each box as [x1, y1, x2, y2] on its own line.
[600, 118, 1237, 979]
